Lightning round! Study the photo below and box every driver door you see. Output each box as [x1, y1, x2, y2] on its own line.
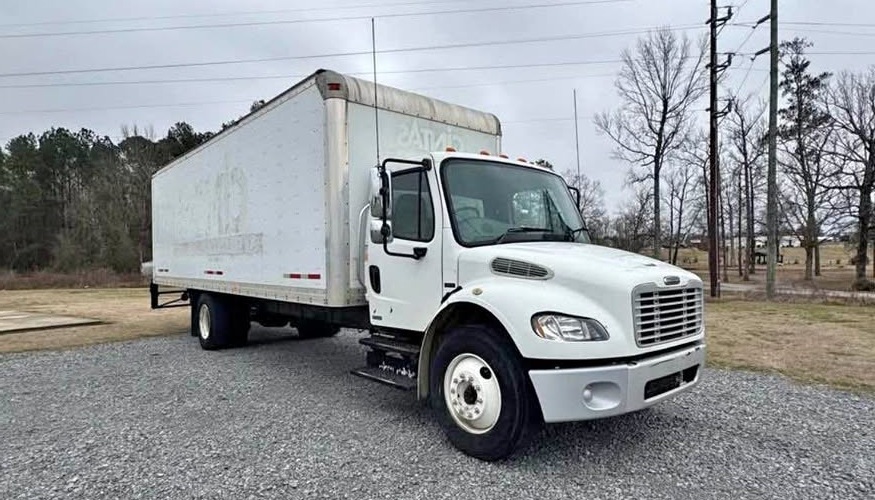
[365, 166, 444, 332]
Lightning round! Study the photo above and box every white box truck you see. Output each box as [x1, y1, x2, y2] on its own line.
[149, 69, 706, 460]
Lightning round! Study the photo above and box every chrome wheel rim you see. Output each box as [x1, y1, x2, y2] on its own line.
[198, 304, 211, 340]
[443, 353, 501, 434]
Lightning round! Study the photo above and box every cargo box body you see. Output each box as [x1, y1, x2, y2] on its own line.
[151, 70, 501, 307]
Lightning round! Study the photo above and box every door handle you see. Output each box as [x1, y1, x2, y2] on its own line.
[413, 247, 427, 259]
[369, 265, 381, 294]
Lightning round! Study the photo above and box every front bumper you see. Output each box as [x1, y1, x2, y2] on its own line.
[528, 342, 705, 423]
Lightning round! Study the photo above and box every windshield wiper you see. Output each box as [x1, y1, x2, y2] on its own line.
[494, 226, 550, 244]
[566, 225, 588, 241]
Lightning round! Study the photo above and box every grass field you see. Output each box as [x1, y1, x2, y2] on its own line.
[1, 288, 873, 393]
[671, 243, 873, 291]
[706, 299, 875, 393]
[0, 288, 187, 353]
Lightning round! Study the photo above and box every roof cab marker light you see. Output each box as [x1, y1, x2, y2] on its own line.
[445, 146, 457, 152]
[499, 153, 509, 158]
[517, 157, 528, 163]
[479, 149, 491, 155]
[327, 82, 342, 91]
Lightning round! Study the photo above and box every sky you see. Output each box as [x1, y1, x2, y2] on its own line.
[1, 0, 873, 210]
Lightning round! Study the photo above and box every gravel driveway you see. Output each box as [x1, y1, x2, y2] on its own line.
[1, 328, 873, 500]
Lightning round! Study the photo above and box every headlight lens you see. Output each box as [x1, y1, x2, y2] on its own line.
[531, 313, 609, 342]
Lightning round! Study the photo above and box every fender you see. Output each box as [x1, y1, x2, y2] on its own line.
[417, 277, 636, 399]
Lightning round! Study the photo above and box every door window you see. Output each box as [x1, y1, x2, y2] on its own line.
[391, 170, 435, 242]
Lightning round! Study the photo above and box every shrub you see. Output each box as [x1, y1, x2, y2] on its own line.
[852, 279, 875, 292]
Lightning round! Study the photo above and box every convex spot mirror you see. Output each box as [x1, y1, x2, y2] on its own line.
[369, 167, 392, 219]
[370, 219, 393, 244]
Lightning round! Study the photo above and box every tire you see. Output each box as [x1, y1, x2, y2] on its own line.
[294, 319, 340, 339]
[196, 294, 233, 350]
[429, 325, 542, 461]
[229, 303, 251, 347]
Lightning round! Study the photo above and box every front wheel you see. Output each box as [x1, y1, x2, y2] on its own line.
[430, 325, 542, 461]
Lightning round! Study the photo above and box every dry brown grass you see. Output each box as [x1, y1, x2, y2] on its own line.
[673, 243, 874, 292]
[706, 299, 875, 393]
[1, 288, 872, 394]
[0, 269, 147, 291]
[0, 288, 187, 353]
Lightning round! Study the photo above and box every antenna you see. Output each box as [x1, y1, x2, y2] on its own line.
[371, 17, 381, 164]
[573, 89, 581, 192]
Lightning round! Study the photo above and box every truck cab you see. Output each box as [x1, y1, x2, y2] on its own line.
[363, 151, 705, 460]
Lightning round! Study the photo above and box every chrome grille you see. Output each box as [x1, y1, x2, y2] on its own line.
[633, 286, 703, 346]
[490, 258, 552, 279]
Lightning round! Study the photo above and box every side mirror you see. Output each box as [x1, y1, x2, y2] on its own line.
[567, 185, 581, 210]
[369, 167, 392, 219]
[370, 219, 392, 244]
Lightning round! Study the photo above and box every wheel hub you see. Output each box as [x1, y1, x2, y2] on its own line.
[444, 354, 501, 434]
[198, 304, 211, 340]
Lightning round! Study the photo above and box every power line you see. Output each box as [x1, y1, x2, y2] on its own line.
[0, 0, 632, 39]
[735, 59, 758, 91]
[734, 20, 875, 29]
[0, 24, 702, 79]
[0, 99, 254, 116]
[0, 74, 618, 115]
[782, 21, 875, 28]
[0, 65, 767, 113]
[0, 60, 629, 90]
[0, 0, 475, 28]
[789, 28, 875, 38]
[412, 73, 617, 91]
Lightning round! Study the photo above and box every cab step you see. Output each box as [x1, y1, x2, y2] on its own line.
[350, 366, 417, 391]
[359, 335, 420, 357]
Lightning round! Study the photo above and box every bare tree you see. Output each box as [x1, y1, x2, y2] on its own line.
[664, 144, 704, 265]
[611, 186, 654, 253]
[727, 96, 767, 279]
[822, 68, 875, 285]
[777, 38, 836, 281]
[595, 28, 707, 259]
[563, 170, 608, 242]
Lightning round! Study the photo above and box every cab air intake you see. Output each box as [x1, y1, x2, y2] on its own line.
[490, 258, 552, 280]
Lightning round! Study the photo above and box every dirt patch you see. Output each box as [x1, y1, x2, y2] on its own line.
[705, 299, 875, 393]
[0, 288, 187, 353]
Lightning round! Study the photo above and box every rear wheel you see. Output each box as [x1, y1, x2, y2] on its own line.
[295, 319, 340, 339]
[196, 294, 232, 350]
[229, 303, 251, 347]
[430, 325, 542, 461]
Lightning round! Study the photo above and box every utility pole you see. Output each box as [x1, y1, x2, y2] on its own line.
[707, 1, 733, 298]
[766, 0, 779, 298]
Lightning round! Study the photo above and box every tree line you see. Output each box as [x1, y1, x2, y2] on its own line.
[587, 30, 875, 290]
[0, 100, 269, 274]
[0, 123, 213, 273]
[1, 34, 872, 291]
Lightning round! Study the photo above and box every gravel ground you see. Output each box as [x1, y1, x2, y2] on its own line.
[1, 328, 873, 500]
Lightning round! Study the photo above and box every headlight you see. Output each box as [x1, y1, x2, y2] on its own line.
[531, 313, 609, 342]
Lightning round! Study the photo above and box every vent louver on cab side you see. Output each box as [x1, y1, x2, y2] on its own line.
[490, 257, 553, 280]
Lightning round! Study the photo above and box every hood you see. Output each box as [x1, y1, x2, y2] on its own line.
[457, 242, 701, 291]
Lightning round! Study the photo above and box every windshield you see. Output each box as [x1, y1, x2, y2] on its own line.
[441, 159, 590, 246]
